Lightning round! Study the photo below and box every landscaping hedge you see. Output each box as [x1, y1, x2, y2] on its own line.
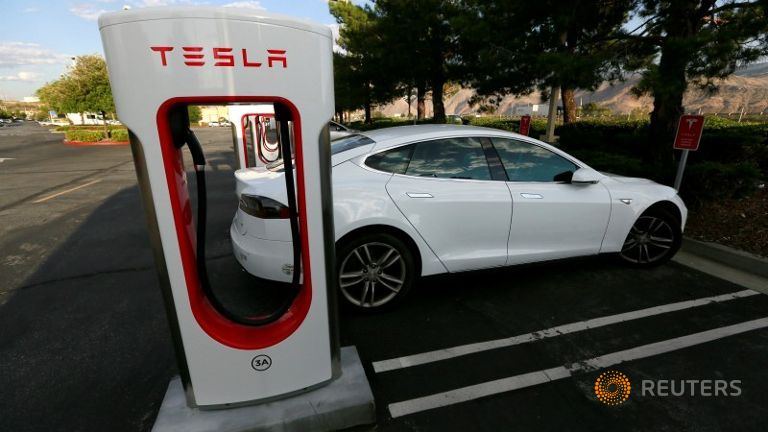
[65, 129, 106, 142]
[683, 161, 762, 204]
[64, 128, 130, 142]
[110, 129, 129, 141]
[56, 125, 124, 132]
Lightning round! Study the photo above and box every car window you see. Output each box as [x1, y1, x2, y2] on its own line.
[365, 144, 415, 174]
[492, 138, 578, 182]
[406, 137, 492, 180]
[331, 134, 375, 155]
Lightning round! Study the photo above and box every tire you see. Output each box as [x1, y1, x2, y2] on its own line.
[619, 209, 682, 267]
[336, 232, 416, 310]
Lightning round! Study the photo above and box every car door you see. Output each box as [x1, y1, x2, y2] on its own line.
[490, 137, 612, 265]
[382, 137, 512, 272]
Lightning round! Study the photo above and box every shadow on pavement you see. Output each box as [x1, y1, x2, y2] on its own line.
[0, 162, 293, 431]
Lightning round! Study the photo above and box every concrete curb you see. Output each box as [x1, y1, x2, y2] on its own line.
[682, 238, 768, 279]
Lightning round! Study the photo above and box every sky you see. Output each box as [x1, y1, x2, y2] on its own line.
[0, 0, 363, 100]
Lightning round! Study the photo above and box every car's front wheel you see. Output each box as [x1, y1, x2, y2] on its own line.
[336, 233, 416, 310]
[619, 209, 681, 267]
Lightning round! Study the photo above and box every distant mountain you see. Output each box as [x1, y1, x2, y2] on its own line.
[375, 63, 768, 117]
[734, 61, 768, 77]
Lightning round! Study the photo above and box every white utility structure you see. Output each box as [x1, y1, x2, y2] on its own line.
[99, 7, 341, 408]
[227, 104, 278, 169]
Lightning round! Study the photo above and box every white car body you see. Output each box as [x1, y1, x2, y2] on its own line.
[231, 124, 687, 282]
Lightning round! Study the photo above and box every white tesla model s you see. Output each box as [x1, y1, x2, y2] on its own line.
[231, 125, 687, 309]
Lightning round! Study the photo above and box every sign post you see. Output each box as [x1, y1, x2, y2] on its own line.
[672, 114, 704, 191]
[519, 115, 531, 136]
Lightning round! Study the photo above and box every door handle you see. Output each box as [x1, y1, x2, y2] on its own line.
[406, 192, 433, 198]
[520, 193, 543, 199]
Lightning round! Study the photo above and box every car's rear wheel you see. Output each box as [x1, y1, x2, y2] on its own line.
[619, 210, 681, 267]
[336, 233, 416, 310]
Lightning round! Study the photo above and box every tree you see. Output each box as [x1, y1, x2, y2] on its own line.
[36, 55, 114, 121]
[333, 52, 369, 121]
[454, 0, 632, 123]
[187, 105, 202, 124]
[375, 0, 459, 123]
[36, 80, 68, 113]
[622, 0, 768, 166]
[330, 0, 461, 123]
[329, 0, 398, 123]
[370, 0, 429, 120]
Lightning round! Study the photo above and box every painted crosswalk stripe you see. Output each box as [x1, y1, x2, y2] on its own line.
[373, 289, 759, 373]
[388, 316, 768, 418]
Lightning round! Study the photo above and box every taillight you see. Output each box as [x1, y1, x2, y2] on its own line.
[238, 194, 290, 219]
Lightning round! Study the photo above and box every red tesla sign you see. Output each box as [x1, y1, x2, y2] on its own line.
[519, 115, 531, 136]
[673, 115, 704, 151]
[150, 46, 287, 68]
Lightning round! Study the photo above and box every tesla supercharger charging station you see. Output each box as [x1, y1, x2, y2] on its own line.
[99, 8, 344, 409]
[227, 104, 277, 169]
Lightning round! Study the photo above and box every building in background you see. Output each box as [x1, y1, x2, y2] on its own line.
[199, 105, 230, 125]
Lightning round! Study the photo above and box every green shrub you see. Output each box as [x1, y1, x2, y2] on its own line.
[565, 150, 647, 177]
[692, 123, 768, 177]
[65, 129, 106, 142]
[681, 161, 761, 205]
[556, 119, 649, 157]
[466, 116, 549, 137]
[56, 125, 123, 132]
[110, 129, 129, 141]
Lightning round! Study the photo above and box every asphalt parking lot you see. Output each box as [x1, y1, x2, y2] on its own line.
[1, 123, 767, 431]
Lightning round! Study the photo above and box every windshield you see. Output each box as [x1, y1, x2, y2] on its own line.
[331, 134, 375, 155]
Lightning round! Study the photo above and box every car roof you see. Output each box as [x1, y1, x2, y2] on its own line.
[359, 124, 523, 150]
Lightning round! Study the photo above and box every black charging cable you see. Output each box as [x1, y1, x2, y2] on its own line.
[178, 109, 302, 326]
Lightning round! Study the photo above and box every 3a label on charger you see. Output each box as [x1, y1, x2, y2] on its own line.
[251, 354, 272, 371]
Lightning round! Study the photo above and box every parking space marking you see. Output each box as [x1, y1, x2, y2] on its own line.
[32, 179, 102, 203]
[388, 316, 768, 418]
[373, 289, 759, 373]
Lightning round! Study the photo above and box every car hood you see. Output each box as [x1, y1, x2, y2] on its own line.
[599, 172, 681, 204]
[599, 172, 657, 186]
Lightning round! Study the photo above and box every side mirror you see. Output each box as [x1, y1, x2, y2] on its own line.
[571, 168, 601, 184]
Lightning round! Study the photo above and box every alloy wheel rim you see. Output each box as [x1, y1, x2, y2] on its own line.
[339, 242, 406, 308]
[620, 216, 676, 264]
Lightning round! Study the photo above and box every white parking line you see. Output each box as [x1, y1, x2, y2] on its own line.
[388, 316, 768, 418]
[32, 179, 102, 203]
[373, 289, 759, 373]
